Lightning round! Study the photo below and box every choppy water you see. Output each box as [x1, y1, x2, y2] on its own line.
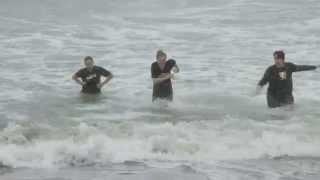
[1, 0, 320, 179]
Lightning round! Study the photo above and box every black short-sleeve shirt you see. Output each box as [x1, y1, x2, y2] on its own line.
[258, 62, 316, 96]
[75, 66, 111, 94]
[151, 59, 176, 78]
[151, 59, 176, 101]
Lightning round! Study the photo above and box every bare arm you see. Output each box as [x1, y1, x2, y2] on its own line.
[152, 73, 173, 85]
[172, 64, 180, 73]
[152, 64, 179, 85]
[72, 74, 85, 86]
[98, 73, 113, 88]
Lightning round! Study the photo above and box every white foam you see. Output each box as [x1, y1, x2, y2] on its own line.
[1, 0, 320, 176]
[0, 118, 319, 168]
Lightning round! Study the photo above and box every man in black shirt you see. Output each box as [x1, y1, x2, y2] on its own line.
[73, 56, 113, 94]
[257, 50, 318, 108]
[151, 50, 179, 102]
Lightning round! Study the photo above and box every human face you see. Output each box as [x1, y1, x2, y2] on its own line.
[84, 59, 94, 70]
[274, 56, 284, 67]
[157, 55, 167, 65]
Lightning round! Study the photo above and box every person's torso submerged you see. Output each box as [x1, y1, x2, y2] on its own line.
[76, 66, 110, 94]
[268, 63, 295, 95]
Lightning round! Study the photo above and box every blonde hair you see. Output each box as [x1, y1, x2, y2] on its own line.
[156, 50, 167, 60]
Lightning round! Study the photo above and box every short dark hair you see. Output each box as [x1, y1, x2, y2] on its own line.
[84, 56, 94, 62]
[273, 50, 285, 60]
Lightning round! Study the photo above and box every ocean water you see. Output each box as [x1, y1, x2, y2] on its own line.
[1, 0, 320, 179]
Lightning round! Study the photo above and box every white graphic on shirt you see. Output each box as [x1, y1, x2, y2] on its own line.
[86, 74, 97, 81]
[279, 71, 287, 80]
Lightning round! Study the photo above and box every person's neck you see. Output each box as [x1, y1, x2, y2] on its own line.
[86, 66, 94, 72]
[276, 63, 285, 68]
[158, 61, 166, 66]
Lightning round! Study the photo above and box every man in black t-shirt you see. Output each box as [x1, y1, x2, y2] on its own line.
[151, 50, 180, 102]
[257, 50, 318, 108]
[73, 56, 113, 94]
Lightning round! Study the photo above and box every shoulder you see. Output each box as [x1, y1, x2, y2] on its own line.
[151, 62, 158, 68]
[75, 68, 87, 77]
[263, 65, 275, 75]
[77, 68, 87, 73]
[266, 65, 275, 71]
[285, 62, 295, 66]
[94, 65, 102, 70]
[95, 66, 111, 75]
[285, 62, 296, 69]
[94, 66, 107, 71]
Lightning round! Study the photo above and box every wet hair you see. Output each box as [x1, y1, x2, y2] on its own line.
[156, 50, 167, 60]
[273, 50, 285, 60]
[84, 56, 94, 62]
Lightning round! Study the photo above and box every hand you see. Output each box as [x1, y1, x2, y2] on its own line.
[159, 73, 169, 78]
[161, 73, 174, 79]
[172, 67, 179, 73]
[255, 85, 263, 96]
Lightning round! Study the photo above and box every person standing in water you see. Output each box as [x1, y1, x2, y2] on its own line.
[73, 56, 113, 94]
[257, 50, 318, 108]
[151, 50, 180, 102]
